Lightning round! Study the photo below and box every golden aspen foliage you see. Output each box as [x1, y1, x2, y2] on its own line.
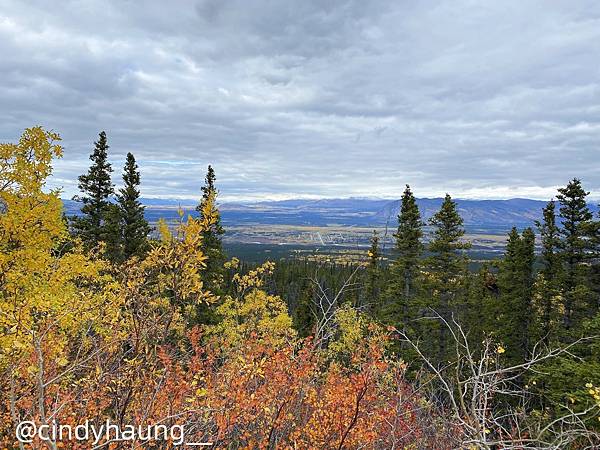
[207, 261, 296, 348]
[0, 127, 118, 369]
[145, 191, 220, 306]
[142, 216, 212, 307]
[115, 202, 220, 345]
[327, 304, 369, 356]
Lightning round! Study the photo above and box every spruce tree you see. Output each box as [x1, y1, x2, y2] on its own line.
[538, 190, 600, 420]
[521, 227, 537, 349]
[463, 264, 498, 347]
[363, 230, 381, 312]
[535, 200, 561, 344]
[103, 203, 124, 262]
[557, 178, 593, 332]
[192, 165, 226, 326]
[498, 227, 535, 363]
[293, 281, 316, 338]
[383, 185, 424, 333]
[116, 152, 150, 261]
[427, 194, 470, 364]
[71, 131, 114, 250]
[587, 204, 600, 315]
[196, 165, 225, 293]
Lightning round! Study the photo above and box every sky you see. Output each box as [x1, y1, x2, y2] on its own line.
[1, 1, 600, 202]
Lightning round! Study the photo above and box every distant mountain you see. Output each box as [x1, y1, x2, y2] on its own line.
[376, 198, 553, 230]
[61, 197, 600, 232]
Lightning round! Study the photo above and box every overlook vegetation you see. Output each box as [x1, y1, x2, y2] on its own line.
[2, 127, 600, 448]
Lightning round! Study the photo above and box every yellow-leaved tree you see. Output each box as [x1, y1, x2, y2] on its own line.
[206, 259, 296, 349]
[0, 128, 120, 444]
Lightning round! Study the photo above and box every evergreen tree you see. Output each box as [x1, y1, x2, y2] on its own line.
[383, 185, 424, 334]
[535, 200, 562, 344]
[463, 264, 498, 347]
[557, 178, 593, 333]
[498, 227, 535, 363]
[293, 281, 316, 338]
[587, 205, 600, 315]
[103, 203, 124, 262]
[537, 191, 600, 419]
[196, 165, 226, 293]
[363, 230, 381, 312]
[426, 194, 470, 364]
[116, 152, 150, 261]
[192, 165, 226, 326]
[71, 131, 114, 250]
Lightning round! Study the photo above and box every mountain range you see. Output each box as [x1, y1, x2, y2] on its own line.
[61, 197, 600, 232]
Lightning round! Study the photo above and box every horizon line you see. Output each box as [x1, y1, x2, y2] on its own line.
[59, 195, 600, 204]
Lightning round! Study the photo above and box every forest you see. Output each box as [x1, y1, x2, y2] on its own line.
[2, 127, 600, 449]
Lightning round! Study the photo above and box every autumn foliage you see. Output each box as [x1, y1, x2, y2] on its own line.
[0, 128, 454, 449]
[11, 127, 600, 449]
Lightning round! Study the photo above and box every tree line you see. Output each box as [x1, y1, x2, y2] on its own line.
[69, 131, 600, 419]
[3, 127, 460, 448]
[273, 181, 600, 416]
[4, 127, 598, 447]
[69, 131, 225, 289]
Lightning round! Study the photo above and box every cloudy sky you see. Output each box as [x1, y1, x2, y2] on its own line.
[1, 1, 599, 201]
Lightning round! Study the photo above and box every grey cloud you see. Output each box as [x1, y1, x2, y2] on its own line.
[0, 0, 599, 201]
